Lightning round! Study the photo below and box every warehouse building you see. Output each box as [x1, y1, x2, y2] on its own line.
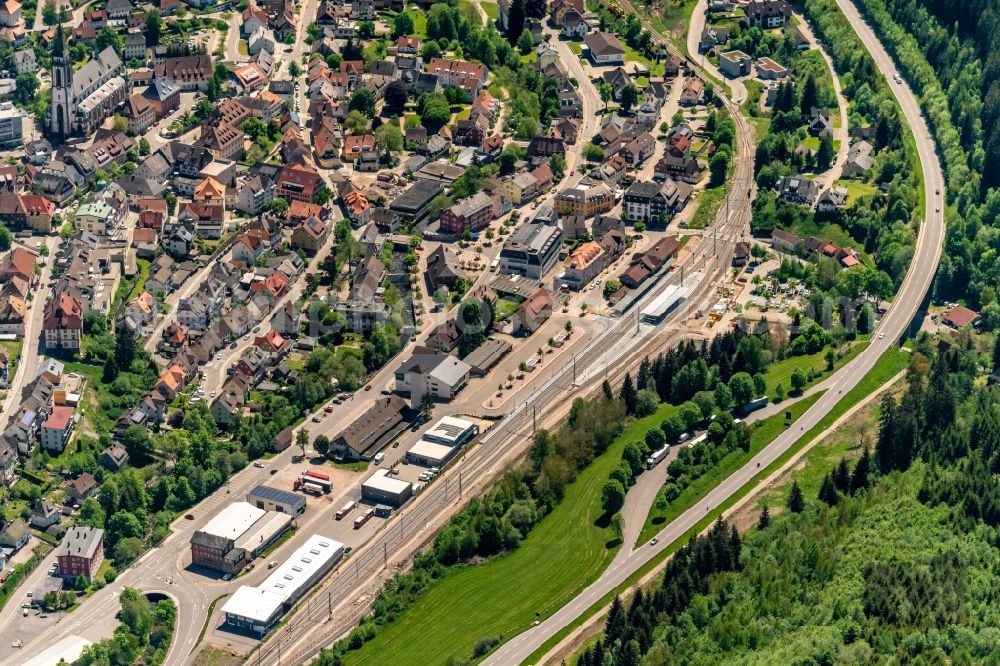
[190, 501, 293, 574]
[406, 439, 460, 467]
[406, 416, 479, 467]
[247, 485, 307, 517]
[361, 469, 413, 507]
[463, 339, 512, 377]
[221, 534, 344, 633]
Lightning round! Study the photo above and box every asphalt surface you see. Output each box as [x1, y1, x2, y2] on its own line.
[483, 2, 946, 662]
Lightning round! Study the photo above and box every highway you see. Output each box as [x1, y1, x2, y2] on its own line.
[483, 0, 947, 662]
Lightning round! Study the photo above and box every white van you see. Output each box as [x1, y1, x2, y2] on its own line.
[373, 452, 385, 465]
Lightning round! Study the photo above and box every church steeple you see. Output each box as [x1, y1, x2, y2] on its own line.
[53, 23, 65, 57]
[48, 23, 74, 139]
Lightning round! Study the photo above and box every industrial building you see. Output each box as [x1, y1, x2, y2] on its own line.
[190, 501, 293, 574]
[221, 534, 345, 633]
[406, 416, 479, 467]
[247, 485, 307, 516]
[361, 469, 414, 507]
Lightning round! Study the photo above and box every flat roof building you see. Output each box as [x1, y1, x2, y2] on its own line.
[389, 180, 443, 223]
[423, 416, 479, 446]
[361, 469, 413, 507]
[499, 221, 564, 280]
[190, 501, 292, 574]
[406, 439, 460, 467]
[247, 485, 307, 516]
[221, 534, 344, 633]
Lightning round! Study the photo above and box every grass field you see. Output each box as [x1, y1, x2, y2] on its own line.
[568, 41, 582, 55]
[481, 1, 498, 19]
[835, 178, 879, 204]
[346, 402, 678, 666]
[407, 9, 428, 38]
[685, 184, 725, 229]
[762, 338, 867, 399]
[636, 392, 823, 544]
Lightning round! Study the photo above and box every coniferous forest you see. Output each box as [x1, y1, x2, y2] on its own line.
[578, 333, 1000, 664]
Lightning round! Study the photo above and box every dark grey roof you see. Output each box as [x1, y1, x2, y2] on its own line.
[247, 485, 306, 508]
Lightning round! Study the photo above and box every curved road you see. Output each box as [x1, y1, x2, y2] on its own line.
[484, 0, 945, 663]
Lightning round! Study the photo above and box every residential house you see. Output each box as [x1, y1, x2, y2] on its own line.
[584, 31, 625, 65]
[623, 179, 691, 226]
[40, 405, 75, 452]
[290, 217, 329, 253]
[557, 241, 606, 291]
[439, 191, 493, 236]
[67, 473, 98, 502]
[425, 244, 465, 292]
[511, 288, 553, 335]
[843, 140, 875, 178]
[679, 78, 705, 106]
[554, 181, 615, 218]
[744, 0, 791, 28]
[776, 175, 820, 205]
[43, 292, 83, 352]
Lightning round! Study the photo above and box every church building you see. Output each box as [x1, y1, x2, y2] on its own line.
[48, 25, 127, 139]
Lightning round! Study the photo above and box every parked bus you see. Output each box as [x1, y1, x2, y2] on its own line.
[335, 501, 357, 520]
[353, 508, 375, 529]
[646, 445, 670, 470]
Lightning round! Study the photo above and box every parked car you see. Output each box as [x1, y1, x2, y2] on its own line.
[253, 462, 265, 468]
[185, 514, 195, 520]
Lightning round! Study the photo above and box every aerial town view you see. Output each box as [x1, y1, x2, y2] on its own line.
[0, 0, 995, 661]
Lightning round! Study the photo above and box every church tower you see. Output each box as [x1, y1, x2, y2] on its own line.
[48, 25, 75, 139]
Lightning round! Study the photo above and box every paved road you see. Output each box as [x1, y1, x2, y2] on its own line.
[796, 13, 851, 189]
[483, 0, 946, 661]
[0, 236, 59, 420]
[686, 0, 748, 103]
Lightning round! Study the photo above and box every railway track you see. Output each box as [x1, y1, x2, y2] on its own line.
[246, 31, 757, 666]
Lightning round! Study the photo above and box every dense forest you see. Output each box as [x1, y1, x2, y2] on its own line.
[578, 333, 1000, 664]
